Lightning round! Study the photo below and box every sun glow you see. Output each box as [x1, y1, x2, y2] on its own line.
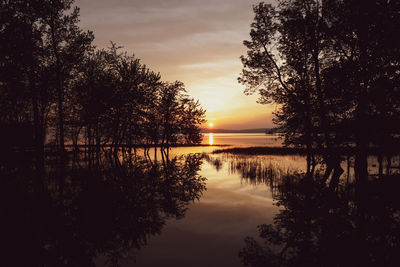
[209, 122, 214, 128]
[209, 133, 214, 145]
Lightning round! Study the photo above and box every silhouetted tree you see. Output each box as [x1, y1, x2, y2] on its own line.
[1, 0, 46, 167]
[240, 1, 335, 176]
[322, 0, 400, 179]
[0, 0, 93, 158]
[157, 81, 206, 148]
[1, 0, 205, 156]
[241, 0, 400, 180]
[179, 98, 206, 144]
[41, 0, 93, 153]
[72, 45, 204, 149]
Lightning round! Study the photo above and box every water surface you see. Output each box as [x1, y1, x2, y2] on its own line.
[133, 134, 300, 267]
[201, 133, 282, 147]
[3, 133, 400, 267]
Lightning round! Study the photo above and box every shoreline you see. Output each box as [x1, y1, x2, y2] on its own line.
[212, 146, 400, 156]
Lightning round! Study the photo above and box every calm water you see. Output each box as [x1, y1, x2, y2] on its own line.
[201, 133, 283, 146]
[3, 133, 400, 266]
[133, 134, 303, 267]
[132, 134, 400, 266]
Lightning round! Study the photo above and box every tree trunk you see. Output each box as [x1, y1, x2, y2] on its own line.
[57, 78, 65, 154]
[27, 22, 44, 192]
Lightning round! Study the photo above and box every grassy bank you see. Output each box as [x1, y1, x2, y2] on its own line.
[212, 146, 307, 155]
[212, 146, 400, 156]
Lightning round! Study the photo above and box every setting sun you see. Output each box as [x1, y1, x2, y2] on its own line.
[209, 122, 214, 128]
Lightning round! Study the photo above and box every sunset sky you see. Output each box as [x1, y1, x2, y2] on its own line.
[76, 0, 275, 129]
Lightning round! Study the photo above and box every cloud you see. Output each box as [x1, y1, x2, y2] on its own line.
[75, 0, 275, 129]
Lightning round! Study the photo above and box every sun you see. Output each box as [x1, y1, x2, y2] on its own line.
[209, 122, 214, 128]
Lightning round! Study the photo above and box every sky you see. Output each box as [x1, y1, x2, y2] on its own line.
[76, 0, 276, 130]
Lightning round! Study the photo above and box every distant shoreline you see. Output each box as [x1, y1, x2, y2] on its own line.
[201, 128, 277, 134]
[59, 144, 231, 148]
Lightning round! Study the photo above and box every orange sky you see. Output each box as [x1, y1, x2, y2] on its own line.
[76, 0, 275, 129]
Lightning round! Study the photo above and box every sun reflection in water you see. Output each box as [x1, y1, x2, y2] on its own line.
[209, 133, 214, 145]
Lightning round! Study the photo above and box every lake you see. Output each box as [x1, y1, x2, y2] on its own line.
[2, 133, 400, 267]
[201, 133, 283, 147]
[132, 134, 305, 267]
[131, 134, 400, 266]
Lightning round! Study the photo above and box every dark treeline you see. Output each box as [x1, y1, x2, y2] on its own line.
[0, 150, 206, 267]
[0, 0, 206, 158]
[240, 0, 400, 180]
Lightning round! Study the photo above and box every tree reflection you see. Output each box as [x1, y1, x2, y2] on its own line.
[0, 150, 206, 267]
[236, 155, 400, 267]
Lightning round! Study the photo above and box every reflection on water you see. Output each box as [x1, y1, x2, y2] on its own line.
[239, 172, 400, 267]
[202, 133, 282, 146]
[0, 150, 206, 267]
[135, 152, 279, 267]
[2, 142, 400, 266]
[222, 154, 400, 267]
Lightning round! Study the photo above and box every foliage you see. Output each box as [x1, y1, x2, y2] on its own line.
[0, 0, 206, 155]
[240, 0, 400, 179]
